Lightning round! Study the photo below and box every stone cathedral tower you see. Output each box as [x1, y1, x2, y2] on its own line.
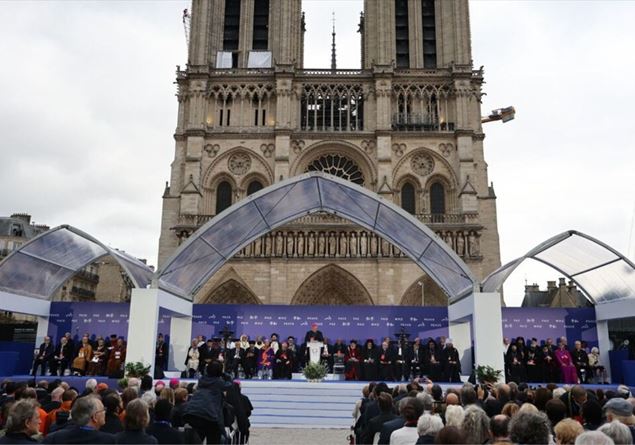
[158, 0, 501, 306]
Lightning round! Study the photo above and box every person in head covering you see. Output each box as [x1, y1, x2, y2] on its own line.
[345, 340, 362, 380]
[304, 323, 324, 344]
[424, 338, 442, 381]
[361, 339, 378, 381]
[441, 338, 461, 382]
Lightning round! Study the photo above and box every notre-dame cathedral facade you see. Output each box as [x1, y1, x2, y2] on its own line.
[158, 0, 501, 306]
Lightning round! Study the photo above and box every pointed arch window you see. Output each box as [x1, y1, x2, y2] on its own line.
[247, 180, 264, 196]
[216, 181, 233, 214]
[401, 182, 416, 215]
[430, 182, 445, 215]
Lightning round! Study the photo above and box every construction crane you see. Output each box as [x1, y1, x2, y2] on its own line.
[182, 8, 191, 50]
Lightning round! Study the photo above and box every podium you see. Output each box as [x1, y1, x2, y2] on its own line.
[308, 341, 324, 365]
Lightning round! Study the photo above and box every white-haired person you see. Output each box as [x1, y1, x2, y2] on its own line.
[416, 413, 443, 444]
[588, 347, 607, 384]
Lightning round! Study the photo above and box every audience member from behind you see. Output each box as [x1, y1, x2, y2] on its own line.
[0, 399, 41, 444]
[434, 426, 465, 444]
[489, 414, 511, 444]
[604, 397, 635, 441]
[575, 430, 616, 445]
[389, 397, 424, 445]
[361, 392, 397, 444]
[146, 399, 184, 444]
[183, 360, 232, 445]
[444, 405, 464, 428]
[581, 399, 603, 431]
[509, 411, 551, 445]
[554, 418, 584, 445]
[415, 413, 443, 444]
[116, 398, 157, 444]
[597, 420, 633, 445]
[43, 396, 114, 444]
[461, 405, 490, 445]
[101, 393, 123, 434]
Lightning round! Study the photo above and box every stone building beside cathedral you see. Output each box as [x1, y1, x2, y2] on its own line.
[158, 0, 501, 306]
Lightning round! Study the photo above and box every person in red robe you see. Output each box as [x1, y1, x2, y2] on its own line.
[345, 340, 362, 380]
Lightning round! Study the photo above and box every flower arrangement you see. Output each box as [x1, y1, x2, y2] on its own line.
[124, 361, 151, 378]
[302, 361, 328, 382]
[476, 365, 503, 384]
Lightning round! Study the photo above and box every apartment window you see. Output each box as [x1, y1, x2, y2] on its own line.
[421, 0, 437, 68]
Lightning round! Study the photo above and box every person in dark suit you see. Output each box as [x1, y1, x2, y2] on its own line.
[378, 341, 394, 381]
[154, 334, 168, 379]
[408, 338, 423, 380]
[0, 399, 41, 444]
[100, 393, 123, 434]
[360, 393, 398, 444]
[115, 399, 157, 444]
[304, 323, 324, 343]
[32, 336, 54, 376]
[43, 396, 115, 444]
[146, 399, 184, 444]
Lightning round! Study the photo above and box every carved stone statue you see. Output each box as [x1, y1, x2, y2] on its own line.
[307, 231, 316, 257]
[264, 234, 272, 256]
[381, 238, 391, 257]
[328, 231, 337, 257]
[370, 233, 378, 257]
[286, 231, 295, 257]
[456, 232, 465, 257]
[468, 231, 480, 257]
[443, 231, 454, 250]
[275, 231, 284, 257]
[317, 231, 326, 257]
[253, 236, 262, 257]
[359, 232, 368, 257]
[339, 232, 348, 257]
[297, 231, 305, 257]
[349, 232, 358, 257]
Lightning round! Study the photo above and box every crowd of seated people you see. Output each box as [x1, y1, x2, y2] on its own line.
[503, 336, 607, 384]
[0, 360, 253, 444]
[184, 329, 463, 383]
[31, 333, 127, 378]
[351, 380, 635, 445]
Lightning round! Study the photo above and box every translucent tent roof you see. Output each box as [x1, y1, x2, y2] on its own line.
[0, 225, 153, 300]
[482, 230, 635, 305]
[157, 172, 477, 302]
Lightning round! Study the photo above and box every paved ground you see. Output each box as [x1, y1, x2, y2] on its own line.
[249, 428, 351, 444]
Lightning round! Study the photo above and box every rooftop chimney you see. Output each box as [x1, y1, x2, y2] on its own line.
[10, 213, 31, 224]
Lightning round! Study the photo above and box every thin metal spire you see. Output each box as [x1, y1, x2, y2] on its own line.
[331, 12, 337, 71]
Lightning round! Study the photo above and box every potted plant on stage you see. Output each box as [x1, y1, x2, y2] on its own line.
[475, 365, 503, 385]
[118, 361, 151, 389]
[303, 361, 328, 383]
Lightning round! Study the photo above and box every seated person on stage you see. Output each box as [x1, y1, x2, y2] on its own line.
[525, 339, 544, 383]
[87, 337, 108, 376]
[441, 338, 461, 382]
[257, 340, 274, 380]
[243, 341, 258, 379]
[304, 323, 324, 344]
[345, 340, 362, 380]
[408, 337, 423, 380]
[424, 338, 442, 381]
[71, 335, 93, 376]
[321, 337, 333, 372]
[572, 340, 590, 383]
[588, 346, 607, 383]
[32, 336, 54, 376]
[198, 338, 216, 374]
[506, 343, 526, 384]
[378, 341, 394, 381]
[542, 344, 559, 383]
[50, 336, 72, 377]
[185, 338, 200, 378]
[555, 340, 578, 384]
[361, 339, 378, 381]
[107, 337, 126, 378]
[227, 338, 243, 378]
[273, 342, 294, 379]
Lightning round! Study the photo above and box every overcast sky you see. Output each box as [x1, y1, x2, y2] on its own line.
[0, 1, 633, 306]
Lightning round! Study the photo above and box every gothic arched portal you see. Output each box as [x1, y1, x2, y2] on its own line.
[400, 275, 447, 307]
[202, 279, 260, 305]
[292, 264, 373, 306]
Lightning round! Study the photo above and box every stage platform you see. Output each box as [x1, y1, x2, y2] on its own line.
[3, 375, 631, 429]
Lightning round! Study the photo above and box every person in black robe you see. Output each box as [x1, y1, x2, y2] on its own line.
[242, 342, 258, 379]
[32, 336, 54, 376]
[154, 333, 168, 379]
[227, 339, 243, 378]
[572, 340, 590, 383]
[304, 323, 324, 343]
[361, 339, 378, 381]
[393, 338, 408, 381]
[407, 338, 423, 380]
[273, 342, 294, 379]
[506, 344, 526, 383]
[525, 340, 543, 383]
[377, 341, 394, 381]
[542, 344, 559, 383]
[287, 336, 300, 372]
[320, 337, 334, 372]
[441, 339, 461, 382]
[198, 339, 215, 374]
[424, 338, 443, 381]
